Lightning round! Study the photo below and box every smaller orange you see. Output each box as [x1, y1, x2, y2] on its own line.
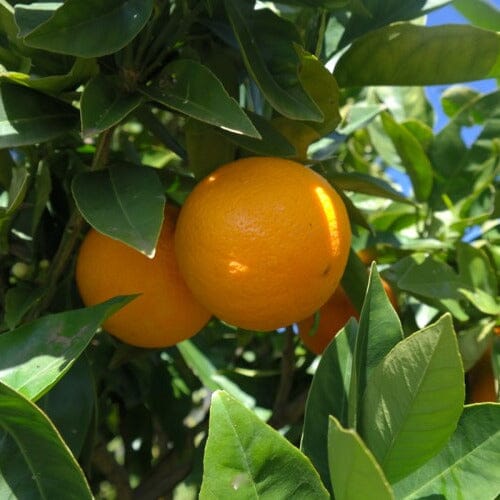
[298, 280, 398, 355]
[75, 205, 211, 348]
[467, 346, 497, 403]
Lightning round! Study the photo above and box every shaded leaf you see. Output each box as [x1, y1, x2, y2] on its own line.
[335, 23, 500, 87]
[16, 0, 154, 57]
[0, 297, 131, 401]
[328, 416, 394, 500]
[0, 81, 78, 147]
[72, 163, 165, 257]
[0, 380, 92, 499]
[200, 391, 329, 499]
[393, 404, 500, 499]
[141, 59, 260, 138]
[361, 314, 465, 483]
[4, 284, 43, 330]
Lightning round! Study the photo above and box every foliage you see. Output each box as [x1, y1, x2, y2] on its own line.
[0, 0, 499, 498]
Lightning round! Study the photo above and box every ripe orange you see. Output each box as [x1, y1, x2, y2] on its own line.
[467, 346, 497, 403]
[174, 157, 351, 331]
[298, 280, 398, 355]
[75, 205, 211, 348]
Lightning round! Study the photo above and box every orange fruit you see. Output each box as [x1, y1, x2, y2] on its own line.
[298, 280, 398, 355]
[467, 346, 497, 403]
[174, 157, 351, 331]
[75, 205, 211, 348]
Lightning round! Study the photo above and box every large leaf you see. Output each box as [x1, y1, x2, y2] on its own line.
[199, 391, 329, 499]
[301, 320, 357, 491]
[0, 380, 92, 499]
[0, 297, 131, 401]
[349, 266, 404, 428]
[15, 0, 154, 57]
[361, 314, 465, 483]
[335, 23, 500, 87]
[453, 0, 500, 31]
[140, 59, 260, 138]
[72, 163, 165, 257]
[380, 112, 433, 202]
[328, 416, 394, 500]
[80, 75, 143, 137]
[393, 403, 500, 499]
[0, 81, 78, 147]
[224, 0, 322, 122]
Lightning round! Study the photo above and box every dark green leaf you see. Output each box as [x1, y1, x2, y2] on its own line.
[72, 163, 165, 257]
[81, 75, 143, 137]
[301, 320, 357, 491]
[328, 416, 394, 500]
[0, 82, 78, 147]
[0, 297, 132, 401]
[393, 404, 500, 499]
[361, 314, 465, 483]
[0, 380, 92, 499]
[141, 59, 260, 138]
[380, 112, 433, 202]
[4, 284, 43, 329]
[224, 0, 322, 121]
[16, 0, 154, 57]
[200, 391, 329, 499]
[335, 24, 500, 87]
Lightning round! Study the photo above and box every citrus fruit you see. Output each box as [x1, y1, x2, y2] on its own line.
[467, 346, 497, 403]
[174, 157, 351, 331]
[298, 280, 398, 355]
[75, 205, 211, 348]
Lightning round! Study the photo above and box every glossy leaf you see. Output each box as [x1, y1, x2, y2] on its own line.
[72, 163, 165, 257]
[224, 0, 322, 121]
[38, 356, 95, 457]
[361, 314, 465, 483]
[380, 112, 433, 202]
[81, 75, 143, 137]
[328, 416, 394, 500]
[140, 59, 260, 138]
[0, 297, 131, 401]
[349, 266, 404, 428]
[0, 380, 92, 499]
[393, 404, 500, 499]
[16, 0, 154, 57]
[301, 320, 357, 491]
[335, 24, 500, 87]
[0, 82, 78, 147]
[200, 391, 329, 499]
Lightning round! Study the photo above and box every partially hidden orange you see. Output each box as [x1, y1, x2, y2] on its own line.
[75, 205, 211, 348]
[174, 157, 351, 331]
[298, 279, 398, 355]
[467, 346, 498, 403]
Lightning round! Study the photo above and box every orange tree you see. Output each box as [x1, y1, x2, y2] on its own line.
[0, 1, 499, 498]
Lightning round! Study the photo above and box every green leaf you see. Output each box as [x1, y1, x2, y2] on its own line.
[5, 165, 29, 215]
[72, 163, 165, 257]
[327, 172, 413, 205]
[16, 0, 154, 57]
[0, 380, 92, 499]
[38, 356, 95, 458]
[4, 284, 43, 329]
[199, 390, 329, 499]
[380, 111, 433, 202]
[458, 320, 497, 371]
[338, 104, 386, 135]
[453, 0, 500, 31]
[140, 59, 260, 138]
[349, 266, 404, 429]
[328, 416, 394, 500]
[361, 314, 465, 483]
[0, 297, 131, 401]
[0, 81, 78, 147]
[80, 75, 143, 137]
[457, 242, 498, 297]
[335, 23, 500, 87]
[301, 320, 357, 491]
[224, 0, 322, 121]
[393, 403, 500, 499]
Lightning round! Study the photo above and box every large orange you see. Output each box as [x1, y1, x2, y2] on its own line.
[298, 280, 398, 355]
[75, 205, 211, 348]
[174, 157, 351, 331]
